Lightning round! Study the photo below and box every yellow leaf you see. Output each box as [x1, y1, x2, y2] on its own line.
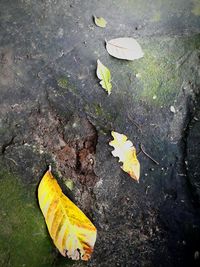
[93, 15, 107, 28]
[96, 59, 112, 95]
[38, 169, 97, 261]
[109, 131, 140, 182]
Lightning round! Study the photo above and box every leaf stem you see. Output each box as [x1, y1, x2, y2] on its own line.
[140, 144, 159, 165]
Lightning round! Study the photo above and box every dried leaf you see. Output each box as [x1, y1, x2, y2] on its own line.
[93, 15, 107, 28]
[106, 38, 144, 60]
[109, 131, 140, 182]
[38, 169, 97, 261]
[96, 59, 112, 95]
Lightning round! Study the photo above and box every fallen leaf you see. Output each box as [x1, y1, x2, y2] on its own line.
[64, 178, 74, 190]
[38, 168, 97, 261]
[109, 131, 140, 182]
[170, 105, 176, 113]
[106, 38, 144, 60]
[96, 59, 112, 95]
[93, 15, 107, 28]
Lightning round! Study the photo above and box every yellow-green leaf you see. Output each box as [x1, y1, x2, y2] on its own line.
[109, 131, 140, 182]
[38, 169, 97, 261]
[93, 15, 107, 28]
[96, 59, 112, 95]
[64, 179, 74, 191]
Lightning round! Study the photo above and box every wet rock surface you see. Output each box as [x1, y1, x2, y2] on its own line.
[0, 0, 200, 266]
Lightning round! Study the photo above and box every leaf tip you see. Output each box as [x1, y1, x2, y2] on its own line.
[48, 165, 52, 172]
[110, 130, 115, 138]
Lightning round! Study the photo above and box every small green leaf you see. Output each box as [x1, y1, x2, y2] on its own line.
[93, 15, 107, 28]
[64, 179, 74, 191]
[96, 59, 112, 95]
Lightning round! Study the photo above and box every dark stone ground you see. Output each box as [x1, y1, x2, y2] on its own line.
[0, 0, 200, 266]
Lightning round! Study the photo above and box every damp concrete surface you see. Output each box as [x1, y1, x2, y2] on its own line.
[0, 1, 200, 266]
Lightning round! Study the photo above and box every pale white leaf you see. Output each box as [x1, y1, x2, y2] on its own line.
[106, 37, 144, 61]
[170, 106, 176, 113]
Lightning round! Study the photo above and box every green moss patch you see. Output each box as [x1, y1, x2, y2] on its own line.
[192, 0, 200, 16]
[0, 168, 54, 267]
[57, 77, 68, 89]
[128, 34, 200, 106]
